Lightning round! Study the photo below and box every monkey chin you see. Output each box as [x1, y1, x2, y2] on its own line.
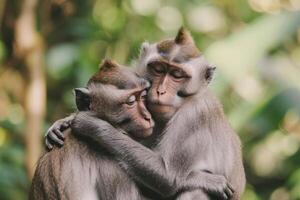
[130, 127, 154, 140]
[143, 127, 154, 137]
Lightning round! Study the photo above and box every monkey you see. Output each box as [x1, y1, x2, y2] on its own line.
[45, 28, 245, 200]
[29, 59, 155, 200]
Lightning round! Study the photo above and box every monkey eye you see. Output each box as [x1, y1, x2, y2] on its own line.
[140, 90, 147, 100]
[126, 95, 136, 106]
[148, 62, 165, 75]
[170, 69, 185, 79]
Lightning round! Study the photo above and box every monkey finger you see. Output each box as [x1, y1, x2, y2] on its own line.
[221, 192, 228, 200]
[60, 122, 71, 131]
[48, 131, 64, 146]
[225, 187, 233, 198]
[67, 119, 72, 125]
[45, 139, 53, 151]
[53, 128, 65, 140]
[228, 183, 235, 194]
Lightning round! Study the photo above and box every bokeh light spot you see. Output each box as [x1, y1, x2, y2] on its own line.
[187, 6, 226, 33]
[131, 0, 160, 16]
[156, 6, 182, 32]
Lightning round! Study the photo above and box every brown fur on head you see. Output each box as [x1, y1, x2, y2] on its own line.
[156, 27, 201, 63]
[88, 59, 141, 90]
[75, 59, 154, 138]
[136, 28, 215, 121]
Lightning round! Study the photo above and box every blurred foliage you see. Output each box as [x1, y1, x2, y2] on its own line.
[0, 0, 300, 199]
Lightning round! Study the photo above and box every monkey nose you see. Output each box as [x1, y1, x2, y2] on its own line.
[141, 108, 152, 121]
[157, 90, 166, 96]
[144, 114, 151, 121]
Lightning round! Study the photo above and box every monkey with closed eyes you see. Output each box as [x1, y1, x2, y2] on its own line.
[46, 28, 245, 200]
[30, 59, 155, 200]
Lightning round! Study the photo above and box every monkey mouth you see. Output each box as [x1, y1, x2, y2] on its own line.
[133, 126, 154, 139]
[138, 124, 154, 132]
[143, 123, 154, 131]
[147, 102, 175, 113]
[148, 100, 173, 107]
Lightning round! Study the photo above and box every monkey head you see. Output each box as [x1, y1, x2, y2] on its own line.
[136, 28, 216, 121]
[74, 59, 154, 139]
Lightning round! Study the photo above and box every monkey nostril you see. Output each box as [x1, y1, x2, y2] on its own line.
[144, 114, 151, 121]
[157, 90, 166, 96]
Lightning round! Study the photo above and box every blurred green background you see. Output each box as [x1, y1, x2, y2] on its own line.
[0, 0, 300, 199]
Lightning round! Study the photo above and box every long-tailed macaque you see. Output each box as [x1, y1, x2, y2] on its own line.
[46, 28, 245, 199]
[30, 60, 155, 200]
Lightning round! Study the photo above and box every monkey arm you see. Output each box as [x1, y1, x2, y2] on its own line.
[45, 114, 75, 150]
[72, 112, 234, 199]
[71, 112, 176, 197]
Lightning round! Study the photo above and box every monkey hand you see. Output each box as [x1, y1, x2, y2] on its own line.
[204, 174, 234, 200]
[45, 115, 74, 150]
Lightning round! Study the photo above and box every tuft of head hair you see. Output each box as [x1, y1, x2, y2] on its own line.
[99, 59, 119, 72]
[156, 27, 201, 63]
[87, 59, 120, 86]
[174, 27, 195, 45]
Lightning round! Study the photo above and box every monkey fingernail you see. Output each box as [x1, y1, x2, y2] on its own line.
[48, 132, 64, 146]
[225, 188, 233, 198]
[61, 123, 70, 130]
[45, 140, 53, 151]
[222, 193, 228, 200]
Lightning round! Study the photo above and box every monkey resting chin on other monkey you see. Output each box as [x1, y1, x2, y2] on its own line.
[29, 59, 155, 200]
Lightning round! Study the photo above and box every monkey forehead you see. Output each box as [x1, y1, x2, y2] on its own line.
[120, 67, 151, 88]
[118, 68, 151, 90]
[139, 42, 162, 67]
[156, 39, 200, 62]
[140, 42, 208, 75]
[88, 76, 149, 95]
[88, 83, 137, 99]
[140, 42, 202, 67]
[179, 56, 209, 74]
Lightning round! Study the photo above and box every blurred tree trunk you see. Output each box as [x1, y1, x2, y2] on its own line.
[15, 0, 46, 178]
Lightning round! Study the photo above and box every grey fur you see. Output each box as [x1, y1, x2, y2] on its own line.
[70, 30, 245, 199]
[30, 63, 153, 200]
[42, 29, 246, 200]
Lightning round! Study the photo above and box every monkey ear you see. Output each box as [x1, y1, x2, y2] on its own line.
[139, 42, 150, 59]
[74, 87, 91, 111]
[175, 27, 195, 45]
[205, 66, 216, 83]
[99, 59, 119, 71]
[141, 42, 150, 53]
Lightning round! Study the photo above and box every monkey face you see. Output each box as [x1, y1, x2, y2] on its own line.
[136, 28, 215, 121]
[117, 89, 154, 138]
[75, 59, 154, 139]
[145, 59, 215, 121]
[146, 61, 190, 120]
[90, 86, 154, 139]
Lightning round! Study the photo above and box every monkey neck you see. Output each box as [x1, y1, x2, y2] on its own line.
[167, 88, 224, 130]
